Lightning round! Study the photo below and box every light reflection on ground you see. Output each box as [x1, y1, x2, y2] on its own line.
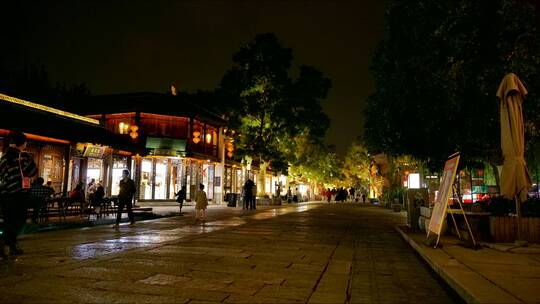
[71, 203, 320, 260]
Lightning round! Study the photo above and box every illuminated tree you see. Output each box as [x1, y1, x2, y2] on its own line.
[220, 33, 331, 187]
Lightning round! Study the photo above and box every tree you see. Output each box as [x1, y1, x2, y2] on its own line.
[219, 33, 331, 182]
[366, 0, 540, 170]
[341, 140, 371, 190]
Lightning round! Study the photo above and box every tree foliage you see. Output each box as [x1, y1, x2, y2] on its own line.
[341, 140, 371, 189]
[366, 0, 540, 169]
[219, 33, 331, 174]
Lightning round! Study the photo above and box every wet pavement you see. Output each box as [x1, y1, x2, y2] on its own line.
[0, 203, 460, 303]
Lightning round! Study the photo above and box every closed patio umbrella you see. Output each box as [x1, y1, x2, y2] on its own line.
[497, 73, 531, 241]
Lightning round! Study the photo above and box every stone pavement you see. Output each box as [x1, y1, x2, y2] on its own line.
[397, 227, 540, 304]
[1, 203, 459, 303]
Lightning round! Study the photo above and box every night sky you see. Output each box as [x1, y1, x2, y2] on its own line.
[2, 0, 385, 156]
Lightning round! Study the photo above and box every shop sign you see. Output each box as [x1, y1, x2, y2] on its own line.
[73, 143, 86, 157]
[150, 149, 177, 157]
[83, 145, 106, 158]
[146, 137, 186, 151]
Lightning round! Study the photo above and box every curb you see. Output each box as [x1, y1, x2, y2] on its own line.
[395, 226, 477, 304]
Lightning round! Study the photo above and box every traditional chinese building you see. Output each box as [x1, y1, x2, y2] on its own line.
[85, 92, 228, 203]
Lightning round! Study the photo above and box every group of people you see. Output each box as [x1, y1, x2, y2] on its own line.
[323, 187, 367, 203]
[0, 131, 140, 258]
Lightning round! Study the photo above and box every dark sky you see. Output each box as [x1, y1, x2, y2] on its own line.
[2, 0, 385, 156]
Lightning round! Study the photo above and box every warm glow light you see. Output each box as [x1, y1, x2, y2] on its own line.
[205, 133, 212, 144]
[227, 151, 233, 158]
[118, 122, 130, 134]
[0, 92, 100, 125]
[192, 131, 201, 144]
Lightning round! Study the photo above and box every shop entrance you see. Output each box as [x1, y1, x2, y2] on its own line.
[139, 157, 183, 201]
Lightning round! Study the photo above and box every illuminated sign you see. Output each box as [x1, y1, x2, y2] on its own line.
[83, 145, 106, 158]
[0, 93, 100, 125]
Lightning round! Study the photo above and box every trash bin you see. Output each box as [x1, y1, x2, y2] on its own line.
[226, 193, 237, 207]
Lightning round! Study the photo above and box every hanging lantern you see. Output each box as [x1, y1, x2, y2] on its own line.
[205, 133, 212, 144]
[129, 125, 139, 139]
[192, 131, 201, 144]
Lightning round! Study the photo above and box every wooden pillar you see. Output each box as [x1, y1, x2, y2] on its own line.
[106, 153, 113, 197]
[134, 156, 142, 202]
[62, 145, 71, 196]
[151, 158, 156, 200]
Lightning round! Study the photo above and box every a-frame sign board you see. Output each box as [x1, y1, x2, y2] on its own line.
[426, 152, 477, 248]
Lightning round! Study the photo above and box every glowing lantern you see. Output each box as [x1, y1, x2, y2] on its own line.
[226, 142, 234, 158]
[205, 133, 212, 144]
[129, 125, 139, 139]
[192, 131, 201, 144]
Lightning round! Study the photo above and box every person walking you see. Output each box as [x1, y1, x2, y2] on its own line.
[113, 169, 136, 228]
[175, 185, 186, 215]
[0, 131, 38, 257]
[194, 183, 208, 220]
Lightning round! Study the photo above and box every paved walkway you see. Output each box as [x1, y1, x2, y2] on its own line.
[1, 203, 459, 303]
[397, 227, 540, 304]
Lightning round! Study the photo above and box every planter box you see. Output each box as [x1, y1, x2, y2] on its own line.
[489, 216, 540, 243]
[392, 203, 402, 212]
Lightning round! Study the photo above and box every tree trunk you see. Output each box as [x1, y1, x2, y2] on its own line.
[257, 161, 267, 196]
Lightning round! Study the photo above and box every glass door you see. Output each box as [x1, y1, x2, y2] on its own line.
[140, 159, 153, 199]
[154, 159, 168, 199]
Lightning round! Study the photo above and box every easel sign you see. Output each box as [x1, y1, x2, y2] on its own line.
[427, 152, 460, 247]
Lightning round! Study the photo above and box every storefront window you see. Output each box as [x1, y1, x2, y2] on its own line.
[155, 159, 168, 199]
[111, 158, 128, 195]
[141, 159, 153, 199]
[225, 167, 232, 192]
[87, 158, 103, 188]
[208, 164, 214, 200]
[236, 169, 243, 193]
[169, 160, 181, 199]
[202, 164, 215, 200]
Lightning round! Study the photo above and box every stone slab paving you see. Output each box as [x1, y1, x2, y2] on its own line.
[397, 227, 540, 304]
[1, 203, 459, 303]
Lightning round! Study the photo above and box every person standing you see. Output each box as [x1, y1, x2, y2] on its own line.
[250, 182, 257, 210]
[243, 179, 254, 210]
[175, 185, 186, 215]
[194, 183, 208, 220]
[113, 169, 136, 228]
[287, 187, 292, 203]
[0, 131, 38, 257]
